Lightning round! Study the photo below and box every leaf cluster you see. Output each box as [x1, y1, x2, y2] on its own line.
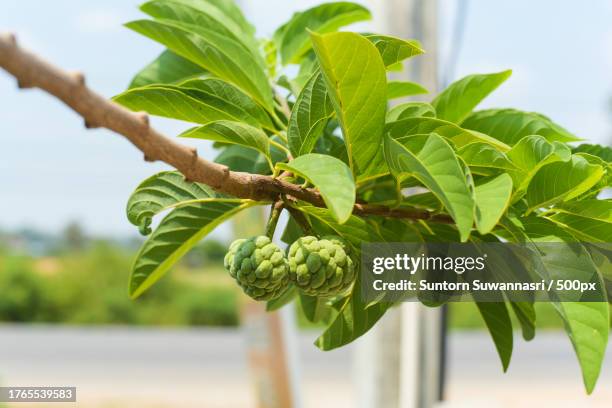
[116, 0, 612, 392]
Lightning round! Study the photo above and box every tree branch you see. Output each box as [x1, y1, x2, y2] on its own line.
[0, 32, 453, 225]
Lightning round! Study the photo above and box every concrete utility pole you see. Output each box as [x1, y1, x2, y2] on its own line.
[235, 208, 301, 408]
[230, 4, 300, 407]
[358, 1, 443, 408]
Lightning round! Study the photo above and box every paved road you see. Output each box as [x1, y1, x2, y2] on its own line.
[0, 325, 352, 408]
[0, 325, 611, 407]
[445, 332, 612, 408]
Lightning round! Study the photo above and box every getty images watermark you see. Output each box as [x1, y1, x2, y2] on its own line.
[360, 242, 610, 303]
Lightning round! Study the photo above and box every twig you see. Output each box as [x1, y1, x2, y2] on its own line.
[274, 90, 292, 121]
[284, 204, 315, 236]
[353, 204, 453, 224]
[265, 200, 284, 239]
[0, 32, 453, 224]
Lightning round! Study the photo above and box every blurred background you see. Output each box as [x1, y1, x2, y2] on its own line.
[1, 0, 611, 407]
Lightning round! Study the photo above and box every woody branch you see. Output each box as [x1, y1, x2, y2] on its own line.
[0, 33, 452, 224]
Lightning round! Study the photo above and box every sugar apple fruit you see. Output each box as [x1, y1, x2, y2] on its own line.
[224, 236, 290, 301]
[287, 235, 355, 296]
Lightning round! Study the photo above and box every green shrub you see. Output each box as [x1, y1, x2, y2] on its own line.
[0, 256, 45, 322]
[174, 288, 238, 326]
[0, 243, 240, 327]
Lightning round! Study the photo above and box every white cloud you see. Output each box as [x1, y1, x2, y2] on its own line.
[74, 8, 124, 34]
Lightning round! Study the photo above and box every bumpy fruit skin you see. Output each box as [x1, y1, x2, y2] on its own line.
[224, 236, 290, 301]
[321, 235, 351, 254]
[288, 236, 355, 296]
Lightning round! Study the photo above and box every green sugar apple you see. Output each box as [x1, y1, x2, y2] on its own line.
[224, 236, 290, 301]
[287, 235, 355, 296]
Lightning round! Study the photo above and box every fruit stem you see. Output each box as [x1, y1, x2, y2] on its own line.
[265, 200, 284, 239]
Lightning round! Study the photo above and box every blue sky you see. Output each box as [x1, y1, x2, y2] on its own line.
[1, 0, 611, 238]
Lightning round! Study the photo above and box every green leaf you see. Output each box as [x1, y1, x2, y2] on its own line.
[277, 75, 300, 96]
[387, 81, 428, 100]
[261, 38, 278, 78]
[311, 31, 387, 176]
[510, 301, 536, 341]
[316, 294, 391, 351]
[548, 200, 612, 243]
[131, 201, 252, 298]
[277, 2, 371, 64]
[526, 155, 604, 212]
[399, 192, 443, 211]
[589, 247, 612, 301]
[557, 302, 610, 393]
[126, 171, 244, 234]
[507, 135, 571, 195]
[496, 214, 528, 243]
[576, 152, 610, 168]
[203, 0, 256, 36]
[387, 102, 436, 121]
[385, 62, 403, 71]
[141, 0, 260, 59]
[116, 84, 230, 124]
[287, 72, 335, 157]
[522, 218, 609, 393]
[365, 34, 424, 67]
[129, 49, 204, 88]
[114, 81, 273, 129]
[457, 143, 516, 176]
[383, 133, 474, 241]
[462, 109, 581, 145]
[215, 138, 286, 176]
[266, 286, 298, 311]
[474, 174, 513, 235]
[572, 144, 612, 163]
[287, 51, 320, 94]
[507, 135, 572, 171]
[575, 153, 612, 192]
[126, 171, 254, 298]
[181, 78, 275, 129]
[273, 18, 290, 48]
[277, 154, 356, 223]
[470, 234, 536, 304]
[314, 130, 349, 165]
[214, 145, 260, 173]
[375, 218, 423, 243]
[181, 121, 273, 167]
[469, 235, 535, 348]
[125, 18, 273, 110]
[386, 117, 511, 152]
[256, 135, 288, 175]
[476, 302, 513, 372]
[432, 70, 511, 124]
[299, 205, 384, 250]
[300, 293, 333, 323]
